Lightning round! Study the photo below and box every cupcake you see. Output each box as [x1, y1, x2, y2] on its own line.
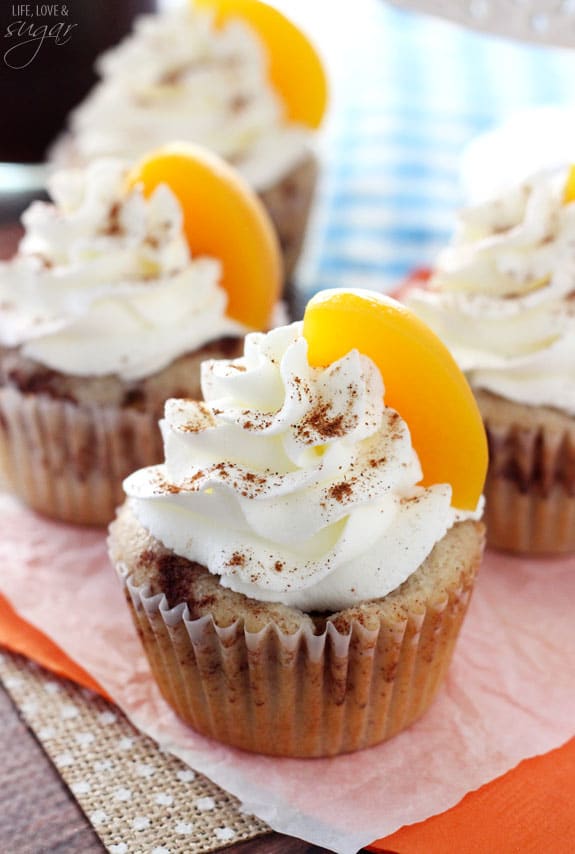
[0, 144, 280, 526]
[109, 289, 486, 757]
[407, 166, 575, 554]
[51, 1, 328, 280]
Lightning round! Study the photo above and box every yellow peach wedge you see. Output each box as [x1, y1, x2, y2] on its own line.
[126, 143, 281, 330]
[563, 165, 575, 204]
[303, 289, 488, 511]
[194, 0, 328, 129]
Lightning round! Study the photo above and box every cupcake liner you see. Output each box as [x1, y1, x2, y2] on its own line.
[258, 152, 318, 280]
[0, 386, 163, 526]
[117, 561, 476, 758]
[482, 409, 575, 554]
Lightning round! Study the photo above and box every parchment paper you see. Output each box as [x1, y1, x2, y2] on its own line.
[1, 494, 574, 853]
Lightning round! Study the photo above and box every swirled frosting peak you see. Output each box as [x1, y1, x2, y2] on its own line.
[0, 159, 244, 380]
[407, 168, 575, 413]
[59, 7, 310, 191]
[124, 322, 480, 612]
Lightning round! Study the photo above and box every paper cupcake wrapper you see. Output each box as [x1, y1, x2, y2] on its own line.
[257, 152, 318, 281]
[483, 410, 575, 554]
[0, 385, 163, 526]
[117, 562, 475, 758]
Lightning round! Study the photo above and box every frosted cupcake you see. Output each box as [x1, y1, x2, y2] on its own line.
[407, 167, 575, 554]
[109, 290, 486, 757]
[52, 1, 328, 279]
[0, 145, 280, 525]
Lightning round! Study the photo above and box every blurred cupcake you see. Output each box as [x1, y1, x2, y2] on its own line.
[51, 1, 328, 279]
[109, 290, 486, 757]
[0, 145, 280, 526]
[407, 167, 575, 554]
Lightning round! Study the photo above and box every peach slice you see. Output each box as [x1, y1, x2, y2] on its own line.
[564, 166, 575, 204]
[303, 289, 487, 510]
[194, 0, 328, 129]
[127, 143, 281, 330]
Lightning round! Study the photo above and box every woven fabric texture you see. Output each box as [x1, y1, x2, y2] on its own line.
[0, 650, 269, 854]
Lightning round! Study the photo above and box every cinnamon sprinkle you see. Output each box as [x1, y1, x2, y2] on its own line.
[328, 482, 353, 503]
[230, 94, 249, 112]
[103, 202, 123, 237]
[298, 401, 348, 441]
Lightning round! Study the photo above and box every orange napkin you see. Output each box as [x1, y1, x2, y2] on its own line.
[0, 594, 106, 697]
[371, 738, 575, 852]
[1, 592, 574, 850]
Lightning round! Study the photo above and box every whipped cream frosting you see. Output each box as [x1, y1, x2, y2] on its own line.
[0, 159, 244, 381]
[407, 168, 575, 414]
[125, 322, 480, 612]
[61, 7, 311, 192]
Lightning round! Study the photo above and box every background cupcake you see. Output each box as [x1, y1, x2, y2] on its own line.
[0, 145, 280, 526]
[109, 290, 486, 757]
[407, 166, 575, 554]
[51, 1, 328, 280]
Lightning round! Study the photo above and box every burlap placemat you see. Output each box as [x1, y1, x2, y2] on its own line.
[0, 649, 269, 853]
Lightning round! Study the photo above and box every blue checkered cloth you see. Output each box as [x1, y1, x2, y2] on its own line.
[296, 0, 575, 299]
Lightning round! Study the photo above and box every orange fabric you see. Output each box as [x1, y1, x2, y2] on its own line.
[0, 594, 107, 698]
[371, 737, 575, 852]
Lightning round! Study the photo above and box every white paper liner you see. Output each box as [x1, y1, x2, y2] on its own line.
[118, 560, 475, 758]
[257, 151, 318, 279]
[482, 408, 575, 554]
[0, 385, 163, 526]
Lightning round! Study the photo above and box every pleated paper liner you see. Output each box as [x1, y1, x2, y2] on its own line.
[117, 521, 483, 759]
[0, 385, 164, 526]
[477, 389, 575, 554]
[0, 649, 269, 853]
[257, 151, 319, 280]
[0, 335, 246, 527]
